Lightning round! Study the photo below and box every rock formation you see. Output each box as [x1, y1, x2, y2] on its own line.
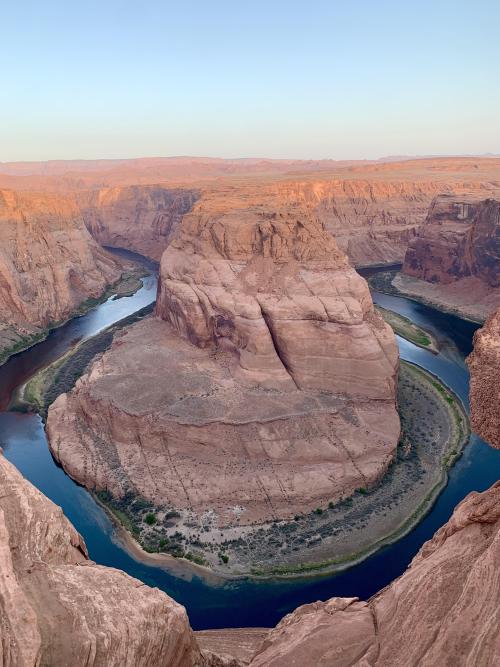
[0, 450, 205, 667]
[398, 195, 500, 320]
[403, 194, 500, 286]
[467, 308, 500, 448]
[3, 157, 499, 267]
[248, 481, 500, 667]
[46, 205, 399, 550]
[0, 189, 122, 362]
[80, 185, 200, 261]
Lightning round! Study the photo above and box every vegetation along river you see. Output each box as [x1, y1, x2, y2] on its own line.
[1, 256, 499, 630]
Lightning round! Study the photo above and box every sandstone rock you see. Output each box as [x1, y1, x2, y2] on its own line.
[467, 308, 500, 449]
[46, 206, 399, 532]
[403, 194, 500, 286]
[0, 189, 122, 361]
[80, 185, 200, 261]
[0, 451, 204, 667]
[4, 157, 499, 268]
[249, 481, 500, 666]
[156, 205, 398, 399]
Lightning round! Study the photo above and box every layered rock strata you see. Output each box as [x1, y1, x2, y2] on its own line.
[399, 195, 500, 320]
[80, 185, 200, 261]
[248, 481, 500, 667]
[467, 308, 500, 448]
[0, 450, 205, 667]
[47, 210, 399, 535]
[0, 189, 122, 361]
[4, 157, 499, 268]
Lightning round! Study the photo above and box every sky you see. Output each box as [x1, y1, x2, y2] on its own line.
[1, 0, 499, 162]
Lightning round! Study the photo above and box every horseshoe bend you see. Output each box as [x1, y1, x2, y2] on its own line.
[45, 199, 403, 573]
[2, 7, 500, 656]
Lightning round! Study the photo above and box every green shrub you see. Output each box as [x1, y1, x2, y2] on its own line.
[314, 507, 323, 515]
[144, 512, 157, 525]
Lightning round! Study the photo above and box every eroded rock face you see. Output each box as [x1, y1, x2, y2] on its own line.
[467, 308, 500, 449]
[156, 206, 398, 399]
[0, 189, 122, 360]
[249, 481, 500, 667]
[0, 451, 203, 667]
[47, 208, 399, 533]
[80, 185, 200, 261]
[403, 195, 500, 286]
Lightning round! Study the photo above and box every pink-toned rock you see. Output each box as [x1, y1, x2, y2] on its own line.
[403, 194, 500, 286]
[47, 204, 399, 534]
[0, 189, 122, 362]
[80, 185, 200, 261]
[467, 308, 500, 449]
[249, 481, 500, 667]
[156, 206, 398, 400]
[0, 451, 205, 667]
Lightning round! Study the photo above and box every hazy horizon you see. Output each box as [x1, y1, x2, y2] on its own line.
[3, 0, 499, 162]
[1, 152, 500, 167]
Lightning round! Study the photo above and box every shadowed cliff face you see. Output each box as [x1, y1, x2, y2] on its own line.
[467, 308, 500, 449]
[403, 195, 500, 286]
[80, 185, 200, 261]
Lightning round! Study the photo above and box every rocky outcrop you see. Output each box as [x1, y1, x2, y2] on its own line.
[0, 189, 122, 362]
[3, 157, 499, 268]
[80, 185, 200, 261]
[467, 308, 500, 448]
[397, 195, 500, 320]
[0, 450, 204, 667]
[46, 207, 399, 557]
[403, 195, 500, 286]
[156, 206, 398, 398]
[249, 481, 500, 667]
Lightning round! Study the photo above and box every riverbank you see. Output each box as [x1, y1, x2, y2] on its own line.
[375, 305, 439, 353]
[79, 360, 469, 580]
[0, 266, 146, 369]
[368, 270, 495, 324]
[21, 302, 155, 415]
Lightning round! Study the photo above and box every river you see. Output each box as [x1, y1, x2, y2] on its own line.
[1, 259, 499, 630]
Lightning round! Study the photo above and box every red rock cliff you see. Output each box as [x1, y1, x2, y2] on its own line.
[403, 194, 500, 286]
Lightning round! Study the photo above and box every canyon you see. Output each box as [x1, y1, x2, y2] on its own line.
[1, 156, 499, 665]
[0, 450, 210, 667]
[45, 204, 401, 570]
[397, 194, 500, 321]
[1, 157, 500, 269]
[0, 189, 123, 363]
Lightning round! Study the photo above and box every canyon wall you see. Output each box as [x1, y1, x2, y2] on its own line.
[467, 308, 500, 449]
[80, 185, 200, 261]
[3, 157, 499, 268]
[0, 450, 207, 667]
[248, 480, 500, 667]
[46, 204, 399, 547]
[392, 195, 500, 321]
[0, 189, 122, 362]
[403, 195, 500, 286]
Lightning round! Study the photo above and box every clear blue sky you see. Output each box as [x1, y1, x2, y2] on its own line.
[2, 0, 499, 161]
